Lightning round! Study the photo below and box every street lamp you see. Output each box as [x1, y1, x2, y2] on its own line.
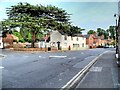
[114, 14, 119, 55]
[114, 14, 120, 66]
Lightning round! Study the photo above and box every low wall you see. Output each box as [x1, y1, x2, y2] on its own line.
[13, 47, 58, 52]
[13, 48, 47, 51]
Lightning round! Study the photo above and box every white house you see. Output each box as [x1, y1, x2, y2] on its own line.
[0, 31, 3, 49]
[50, 30, 87, 50]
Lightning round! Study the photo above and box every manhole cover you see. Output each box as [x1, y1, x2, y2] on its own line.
[90, 67, 102, 72]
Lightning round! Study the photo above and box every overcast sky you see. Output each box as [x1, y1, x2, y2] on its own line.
[0, 0, 119, 34]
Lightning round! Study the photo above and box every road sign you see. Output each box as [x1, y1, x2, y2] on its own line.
[44, 36, 48, 42]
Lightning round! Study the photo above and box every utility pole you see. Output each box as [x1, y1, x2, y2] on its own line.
[117, 1, 120, 65]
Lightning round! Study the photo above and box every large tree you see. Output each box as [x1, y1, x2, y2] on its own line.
[5, 2, 71, 48]
[69, 25, 84, 36]
[87, 30, 95, 34]
[108, 26, 116, 40]
[97, 28, 109, 39]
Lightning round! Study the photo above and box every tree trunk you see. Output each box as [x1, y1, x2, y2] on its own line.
[31, 31, 36, 48]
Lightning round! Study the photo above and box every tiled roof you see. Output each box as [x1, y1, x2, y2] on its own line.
[84, 35, 90, 38]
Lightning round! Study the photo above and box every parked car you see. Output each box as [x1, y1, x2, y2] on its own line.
[24, 44, 31, 48]
[97, 45, 104, 48]
[103, 46, 109, 48]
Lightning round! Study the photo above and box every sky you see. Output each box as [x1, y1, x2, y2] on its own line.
[0, 0, 119, 34]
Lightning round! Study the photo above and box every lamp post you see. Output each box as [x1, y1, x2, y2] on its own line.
[114, 14, 119, 55]
[114, 14, 120, 66]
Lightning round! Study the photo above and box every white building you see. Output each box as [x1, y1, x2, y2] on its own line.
[0, 32, 3, 49]
[50, 30, 87, 50]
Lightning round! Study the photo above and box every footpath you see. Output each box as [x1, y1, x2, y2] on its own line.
[75, 51, 120, 90]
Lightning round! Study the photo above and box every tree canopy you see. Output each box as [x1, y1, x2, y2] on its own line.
[87, 30, 95, 34]
[2, 2, 71, 47]
[1, 2, 85, 48]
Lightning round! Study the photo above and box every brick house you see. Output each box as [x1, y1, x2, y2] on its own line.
[84, 34, 94, 48]
[2, 33, 18, 48]
[84, 32, 108, 48]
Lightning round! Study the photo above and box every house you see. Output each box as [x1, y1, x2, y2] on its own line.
[2, 32, 19, 48]
[84, 34, 94, 48]
[101, 39, 107, 46]
[50, 30, 87, 50]
[71, 34, 86, 50]
[85, 32, 109, 48]
[0, 31, 3, 48]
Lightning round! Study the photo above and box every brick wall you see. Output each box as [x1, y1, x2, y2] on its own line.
[13, 47, 58, 52]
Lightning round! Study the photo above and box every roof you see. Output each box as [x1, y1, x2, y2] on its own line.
[84, 35, 90, 38]
[11, 34, 19, 41]
[93, 35, 100, 39]
[72, 34, 84, 37]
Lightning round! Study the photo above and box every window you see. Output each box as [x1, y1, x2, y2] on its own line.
[64, 43, 67, 46]
[73, 44, 79, 48]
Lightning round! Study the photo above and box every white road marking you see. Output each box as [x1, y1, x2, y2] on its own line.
[81, 52, 84, 54]
[49, 56, 67, 58]
[68, 57, 76, 59]
[90, 67, 102, 72]
[0, 54, 6, 58]
[72, 57, 76, 59]
[59, 79, 62, 81]
[39, 56, 46, 58]
[0, 66, 4, 69]
[115, 54, 118, 58]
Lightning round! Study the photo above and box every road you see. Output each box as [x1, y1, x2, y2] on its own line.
[1, 48, 114, 88]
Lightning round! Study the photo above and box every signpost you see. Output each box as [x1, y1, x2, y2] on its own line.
[44, 36, 48, 52]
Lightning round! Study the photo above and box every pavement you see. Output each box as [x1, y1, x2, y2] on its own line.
[75, 51, 120, 89]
